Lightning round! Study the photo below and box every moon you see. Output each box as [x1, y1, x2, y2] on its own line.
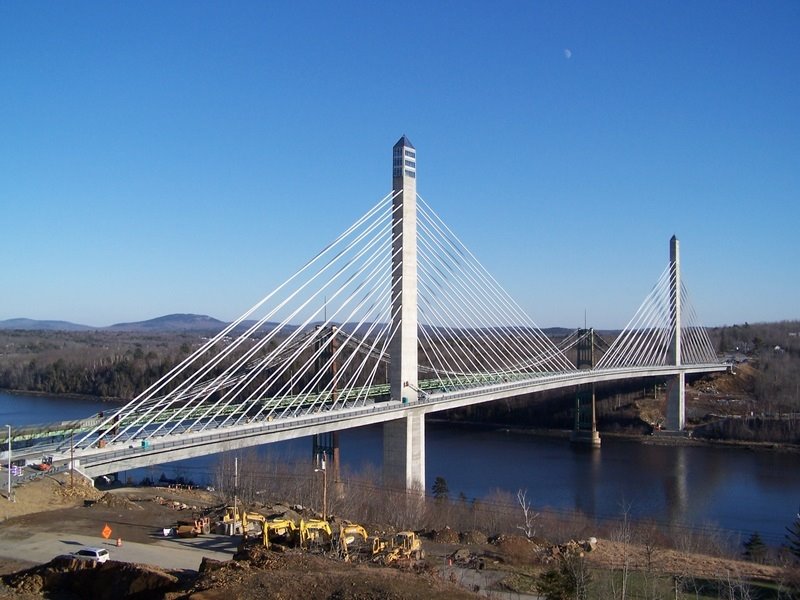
[564, 48, 572, 59]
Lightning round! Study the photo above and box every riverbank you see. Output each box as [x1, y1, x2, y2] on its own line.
[1, 388, 127, 404]
[428, 417, 800, 454]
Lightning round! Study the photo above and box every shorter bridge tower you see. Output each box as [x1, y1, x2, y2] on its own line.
[571, 328, 601, 447]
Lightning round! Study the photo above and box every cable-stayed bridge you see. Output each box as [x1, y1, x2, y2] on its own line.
[4, 137, 725, 489]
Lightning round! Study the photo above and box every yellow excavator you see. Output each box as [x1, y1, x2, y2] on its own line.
[221, 506, 267, 536]
[242, 511, 266, 536]
[299, 518, 333, 550]
[262, 518, 298, 549]
[337, 522, 368, 560]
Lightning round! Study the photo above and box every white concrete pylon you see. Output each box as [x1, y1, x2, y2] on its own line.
[666, 235, 685, 430]
[384, 135, 425, 492]
[389, 134, 419, 404]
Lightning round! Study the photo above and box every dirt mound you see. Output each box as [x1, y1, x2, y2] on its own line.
[490, 534, 538, 566]
[431, 527, 460, 544]
[95, 492, 145, 510]
[690, 367, 755, 397]
[459, 530, 488, 545]
[1, 556, 179, 599]
[186, 549, 481, 600]
[52, 477, 104, 502]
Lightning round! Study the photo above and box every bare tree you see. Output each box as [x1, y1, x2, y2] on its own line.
[516, 489, 540, 540]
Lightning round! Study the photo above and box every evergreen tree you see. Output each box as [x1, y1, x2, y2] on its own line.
[786, 513, 800, 560]
[743, 531, 767, 563]
[432, 476, 449, 501]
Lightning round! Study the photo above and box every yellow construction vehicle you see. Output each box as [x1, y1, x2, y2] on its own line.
[337, 522, 369, 560]
[339, 523, 368, 545]
[175, 516, 211, 538]
[299, 518, 333, 550]
[220, 506, 243, 535]
[262, 518, 298, 549]
[221, 506, 268, 536]
[242, 511, 266, 536]
[374, 531, 424, 564]
[368, 535, 389, 556]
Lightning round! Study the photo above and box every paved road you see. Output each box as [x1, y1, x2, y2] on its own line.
[0, 530, 237, 571]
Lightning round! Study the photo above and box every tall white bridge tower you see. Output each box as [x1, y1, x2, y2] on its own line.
[383, 135, 425, 490]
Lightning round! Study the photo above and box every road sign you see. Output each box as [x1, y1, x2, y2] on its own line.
[102, 524, 112, 539]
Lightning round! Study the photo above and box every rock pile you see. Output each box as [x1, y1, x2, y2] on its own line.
[1, 556, 179, 599]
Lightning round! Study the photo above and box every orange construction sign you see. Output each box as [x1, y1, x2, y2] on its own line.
[102, 524, 112, 539]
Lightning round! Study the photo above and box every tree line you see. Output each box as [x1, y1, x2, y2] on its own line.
[0, 330, 194, 399]
[1, 321, 798, 419]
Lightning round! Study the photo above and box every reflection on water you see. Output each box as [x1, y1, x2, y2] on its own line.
[2, 391, 798, 544]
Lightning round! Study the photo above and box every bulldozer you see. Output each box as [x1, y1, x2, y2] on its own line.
[374, 531, 424, 565]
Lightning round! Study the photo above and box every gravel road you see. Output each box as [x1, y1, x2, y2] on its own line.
[0, 528, 236, 571]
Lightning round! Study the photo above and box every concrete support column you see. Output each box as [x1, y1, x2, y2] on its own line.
[666, 372, 685, 432]
[382, 409, 425, 491]
[571, 329, 601, 447]
[666, 235, 685, 430]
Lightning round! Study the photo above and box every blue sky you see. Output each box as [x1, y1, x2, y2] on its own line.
[2, 1, 798, 329]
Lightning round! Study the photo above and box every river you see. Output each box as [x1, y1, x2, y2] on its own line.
[1, 390, 798, 546]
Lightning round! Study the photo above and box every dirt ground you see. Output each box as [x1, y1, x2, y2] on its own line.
[586, 538, 784, 582]
[0, 472, 218, 575]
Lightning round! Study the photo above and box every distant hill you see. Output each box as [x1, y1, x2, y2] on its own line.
[541, 327, 574, 337]
[0, 316, 595, 337]
[105, 314, 227, 332]
[0, 314, 227, 333]
[0, 318, 94, 331]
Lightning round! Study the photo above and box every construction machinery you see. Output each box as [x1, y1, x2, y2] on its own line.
[299, 518, 333, 550]
[373, 531, 424, 564]
[242, 511, 266, 536]
[367, 535, 389, 557]
[219, 506, 269, 536]
[262, 518, 298, 549]
[337, 522, 369, 560]
[175, 516, 211, 538]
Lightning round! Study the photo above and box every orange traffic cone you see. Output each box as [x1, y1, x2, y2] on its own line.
[116, 538, 122, 547]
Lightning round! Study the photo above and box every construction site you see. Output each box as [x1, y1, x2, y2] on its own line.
[0, 461, 795, 600]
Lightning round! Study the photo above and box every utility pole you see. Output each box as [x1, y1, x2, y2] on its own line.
[5, 425, 10, 502]
[234, 456, 239, 531]
[315, 451, 327, 521]
[70, 429, 74, 489]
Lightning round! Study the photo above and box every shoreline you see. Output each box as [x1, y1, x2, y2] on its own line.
[428, 417, 800, 454]
[0, 388, 127, 404]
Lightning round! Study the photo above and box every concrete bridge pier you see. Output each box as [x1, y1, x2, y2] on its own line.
[382, 409, 425, 492]
[571, 328, 601, 447]
[666, 373, 685, 431]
